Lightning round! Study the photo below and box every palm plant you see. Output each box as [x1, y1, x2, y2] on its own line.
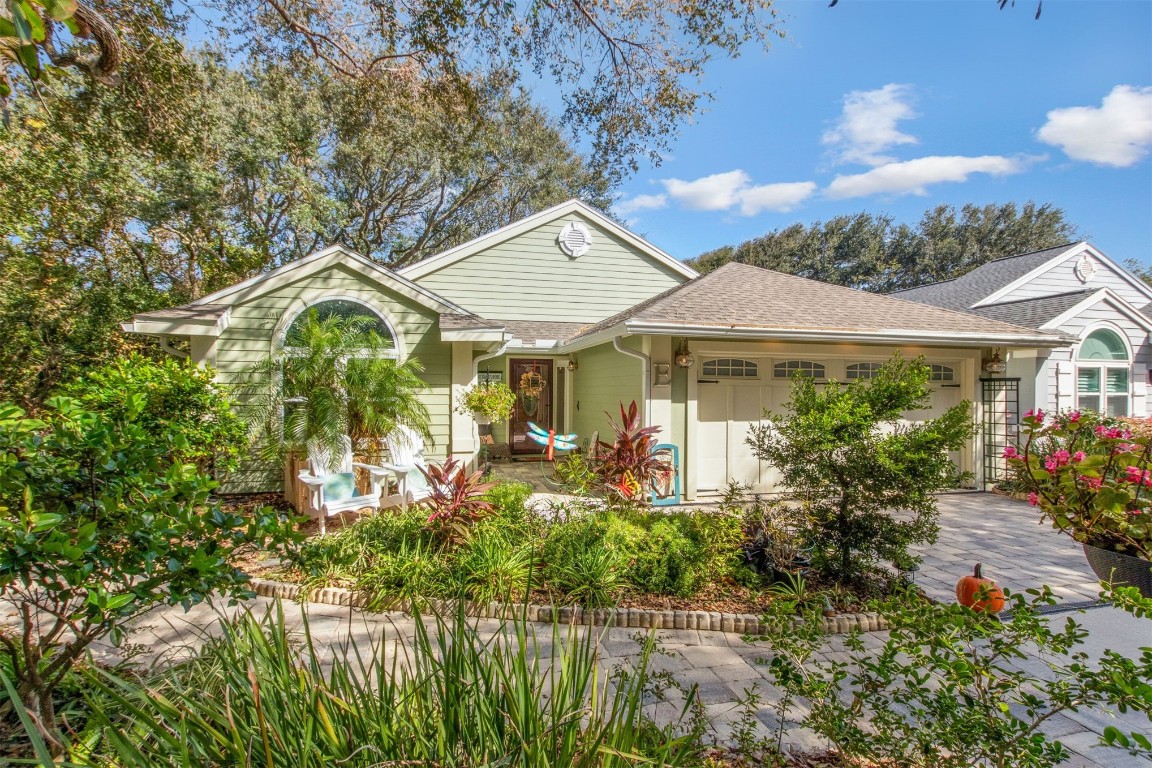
[243, 309, 430, 460]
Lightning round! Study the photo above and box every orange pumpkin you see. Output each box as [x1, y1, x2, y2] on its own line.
[956, 563, 1005, 613]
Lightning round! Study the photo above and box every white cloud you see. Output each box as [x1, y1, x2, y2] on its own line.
[825, 155, 1032, 199]
[737, 182, 818, 215]
[656, 170, 816, 215]
[823, 84, 919, 166]
[614, 193, 668, 216]
[1037, 85, 1152, 167]
[661, 170, 752, 211]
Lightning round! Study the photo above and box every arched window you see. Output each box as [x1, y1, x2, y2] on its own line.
[1076, 328, 1129, 416]
[702, 358, 759, 378]
[283, 299, 398, 357]
[773, 360, 825, 380]
[928, 365, 955, 382]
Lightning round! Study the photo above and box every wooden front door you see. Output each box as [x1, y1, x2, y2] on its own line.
[509, 358, 553, 455]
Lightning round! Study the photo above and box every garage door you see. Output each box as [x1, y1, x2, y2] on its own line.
[696, 362, 965, 494]
[697, 381, 789, 493]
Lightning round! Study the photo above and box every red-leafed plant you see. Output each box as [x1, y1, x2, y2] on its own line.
[420, 458, 497, 545]
[591, 401, 672, 505]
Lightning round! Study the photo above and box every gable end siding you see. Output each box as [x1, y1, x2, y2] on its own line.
[411, 213, 689, 323]
[998, 253, 1152, 309]
[213, 263, 451, 493]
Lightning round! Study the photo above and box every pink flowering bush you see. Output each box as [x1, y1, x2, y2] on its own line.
[1004, 409, 1151, 559]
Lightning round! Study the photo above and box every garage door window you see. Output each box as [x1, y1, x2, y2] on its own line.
[846, 362, 883, 380]
[929, 365, 955, 382]
[702, 358, 759, 378]
[774, 360, 825, 380]
[1076, 328, 1129, 416]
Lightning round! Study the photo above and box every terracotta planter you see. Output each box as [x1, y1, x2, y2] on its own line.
[1082, 543, 1152, 599]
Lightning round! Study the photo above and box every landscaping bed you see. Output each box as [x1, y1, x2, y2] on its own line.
[235, 482, 905, 623]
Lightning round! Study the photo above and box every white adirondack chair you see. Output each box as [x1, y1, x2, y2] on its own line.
[298, 436, 391, 535]
[381, 425, 433, 509]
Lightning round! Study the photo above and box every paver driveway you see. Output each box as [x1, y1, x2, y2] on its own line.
[911, 491, 1103, 604]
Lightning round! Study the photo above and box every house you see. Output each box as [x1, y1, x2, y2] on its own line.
[122, 200, 1070, 498]
[894, 242, 1152, 435]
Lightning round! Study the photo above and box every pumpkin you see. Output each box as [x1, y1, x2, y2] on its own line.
[956, 563, 1005, 613]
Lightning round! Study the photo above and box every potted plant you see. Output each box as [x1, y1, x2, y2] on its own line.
[456, 381, 516, 425]
[1004, 409, 1152, 597]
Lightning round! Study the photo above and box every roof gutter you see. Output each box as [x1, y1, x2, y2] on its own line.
[613, 336, 651, 427]
[620, 321, 1073, 348]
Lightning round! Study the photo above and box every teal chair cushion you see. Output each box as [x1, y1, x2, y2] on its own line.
[322, 472, 357, 502]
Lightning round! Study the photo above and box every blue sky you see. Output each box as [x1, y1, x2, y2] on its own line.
[607, 1, 1152, 266]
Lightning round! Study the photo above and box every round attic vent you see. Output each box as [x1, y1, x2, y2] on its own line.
[1074, 254, 1097, 283]
[557, 222, 593, 258]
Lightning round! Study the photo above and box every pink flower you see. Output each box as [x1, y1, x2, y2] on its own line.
[1024, 408, 1045, 422]
[1028, 492, 1040, 506]
[1079, 474, 1103, 490]
[1072, 451, 1086, 463]
[1068, 410, 1082, 423]
[1044, 450, 1072, 473]
[1122, 465, 1152, 487]
[1003, 446, 1020, 459]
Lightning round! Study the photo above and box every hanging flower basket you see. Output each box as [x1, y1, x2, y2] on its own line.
[455, 382, 516, 423]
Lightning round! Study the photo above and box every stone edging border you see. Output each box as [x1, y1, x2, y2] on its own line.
[249, 577, 890, 635]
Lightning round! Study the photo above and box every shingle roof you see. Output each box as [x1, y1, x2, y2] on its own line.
[967, 289, 1098, 328]
[500, 320, 589, 345]
[439, 314, 503, 331]
[566, 262, 1067, 343]
[131, 304, 230, 323]
[889, 243, 1079, 310]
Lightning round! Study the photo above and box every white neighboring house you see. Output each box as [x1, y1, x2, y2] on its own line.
[894, 242, 1152, 427]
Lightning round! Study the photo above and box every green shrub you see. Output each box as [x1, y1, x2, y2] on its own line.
[357, 540, 453, 608]
[455, 529, 534, 603]
[0, 397, 294, 752]
[291, 509, 431, 577]
[61, 353, 247, 475]
[541, 515, 626, 607]
[625, 515, 697, 596]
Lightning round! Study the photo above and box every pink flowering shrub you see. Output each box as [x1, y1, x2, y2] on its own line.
[1005, 409, 1151, 559]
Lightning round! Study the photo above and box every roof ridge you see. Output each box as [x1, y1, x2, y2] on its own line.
[984, 241, 1080, 264]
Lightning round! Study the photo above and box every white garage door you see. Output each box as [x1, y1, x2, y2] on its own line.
[697, 381, 789, 494]
[696, 363, 965, 494]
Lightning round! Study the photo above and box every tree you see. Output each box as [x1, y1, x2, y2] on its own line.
[690, 202, 1080, 293]
[0, 34, 610, 402]
[0, 384, 293, 752]
[747, 354, 972, 581]
[242, 309, 431, 462]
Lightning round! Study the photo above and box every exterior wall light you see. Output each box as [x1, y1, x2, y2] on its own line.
[983, 348, 1007, 374]
[674, 340, 694, 369]
[567, 359, 578, 372]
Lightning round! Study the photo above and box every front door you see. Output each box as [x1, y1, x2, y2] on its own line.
[510, 358, 554, 455]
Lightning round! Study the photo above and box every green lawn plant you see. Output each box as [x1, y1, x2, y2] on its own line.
[0, 394, 294, 754]
[7, 603, 702, 767]
[748, 353, 972, 582]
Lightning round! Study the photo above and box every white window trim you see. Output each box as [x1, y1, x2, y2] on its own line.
[772, 359, 827, 380]
[277, 295, 406, 360]
[1074, 322, 1133, 416]
[701, 357, 761, 380]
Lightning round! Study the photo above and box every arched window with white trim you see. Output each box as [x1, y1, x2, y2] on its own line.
[1076, 328, 1130, 416]
[283, 298, 399, 358]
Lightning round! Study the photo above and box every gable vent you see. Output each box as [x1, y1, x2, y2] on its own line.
[558, 221, 593, 258]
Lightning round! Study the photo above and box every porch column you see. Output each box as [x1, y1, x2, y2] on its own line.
[450, 342, 477, 465]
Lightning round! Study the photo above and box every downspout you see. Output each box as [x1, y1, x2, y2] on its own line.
[613, 336, 651, 426]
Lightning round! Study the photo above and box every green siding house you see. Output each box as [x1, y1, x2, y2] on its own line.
[123, 200, 1071, 498]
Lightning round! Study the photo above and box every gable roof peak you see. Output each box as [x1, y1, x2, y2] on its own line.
[397, 198, 698, 281]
